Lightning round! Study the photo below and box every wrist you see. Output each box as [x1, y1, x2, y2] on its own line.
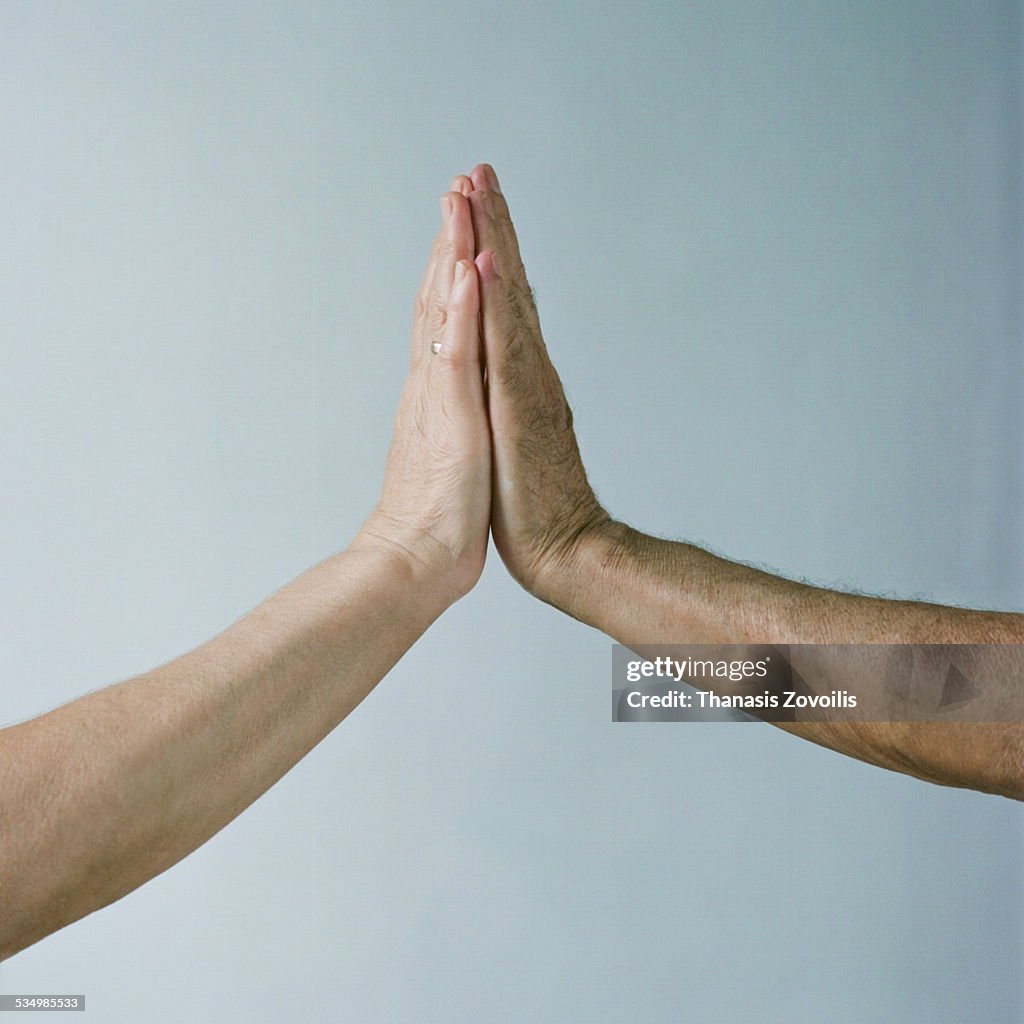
[530, 513, 631, 615]
[350, 511, 472, 615]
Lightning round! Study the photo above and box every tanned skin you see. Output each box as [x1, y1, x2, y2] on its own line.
[462, 162, 1024, 803]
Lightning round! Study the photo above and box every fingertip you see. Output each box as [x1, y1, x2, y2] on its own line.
[446, 189, 473, 218]
[469, 164, 489, 191]
[475, 250, 501, 284]
[470, 163, 501, 194]
[450, 174, 473, 196]
[442, 191, 472, 238]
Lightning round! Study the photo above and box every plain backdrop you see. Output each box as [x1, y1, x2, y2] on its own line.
[1, 2, 1021, 1021]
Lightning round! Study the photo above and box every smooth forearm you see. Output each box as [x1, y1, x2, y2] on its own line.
[537, 520, 1024, 798]
[0, 542, 446, 960]
[0, 177, 488, 960]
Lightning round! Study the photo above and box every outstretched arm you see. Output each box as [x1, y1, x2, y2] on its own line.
[466, 162, 1024, 801]
[0, 188, 489, 960]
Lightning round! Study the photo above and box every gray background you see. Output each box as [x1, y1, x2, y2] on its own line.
[0, 1, 1021, 1021]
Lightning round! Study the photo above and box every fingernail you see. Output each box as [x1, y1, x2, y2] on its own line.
[454, 260, 467, 283]
[441, 195, 453, 220]
[480, 191, 495, 220]
[489, 253, 501, 278]
[484, 165, 502, 194]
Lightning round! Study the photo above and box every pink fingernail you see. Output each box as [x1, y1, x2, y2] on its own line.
[489, 253, 501, 278]
[454, 260, 467, 283]
[441, 195, 453, 220]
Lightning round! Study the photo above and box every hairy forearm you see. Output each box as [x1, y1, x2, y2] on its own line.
[540, 520, 1024, 798]
[545, 521, 1021, 644]
[0, 543, 445, 960]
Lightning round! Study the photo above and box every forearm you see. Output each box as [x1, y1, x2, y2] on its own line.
[0, 541, 445, 960]
[544, 520, 1022, 644]
[540, 520, 1024, 798]
[463, 159, 1023, 796]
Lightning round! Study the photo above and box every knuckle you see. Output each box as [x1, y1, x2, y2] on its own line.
[467, 190, 489, 223]
[434, 346, 460, 372]
[469, 188, 500, 222]
[429, 302, 448, 335]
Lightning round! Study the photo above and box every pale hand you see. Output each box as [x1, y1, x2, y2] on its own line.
[356, 186, 490, 605]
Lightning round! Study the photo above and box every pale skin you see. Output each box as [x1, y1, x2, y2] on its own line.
[462, 161, 1024, 803]
[3, 164, 1022, 963]
[0, 189, 487, 960]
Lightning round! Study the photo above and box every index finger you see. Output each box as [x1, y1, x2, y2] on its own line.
[467, 164, 530, 294]
[413, 172, 474, 312]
